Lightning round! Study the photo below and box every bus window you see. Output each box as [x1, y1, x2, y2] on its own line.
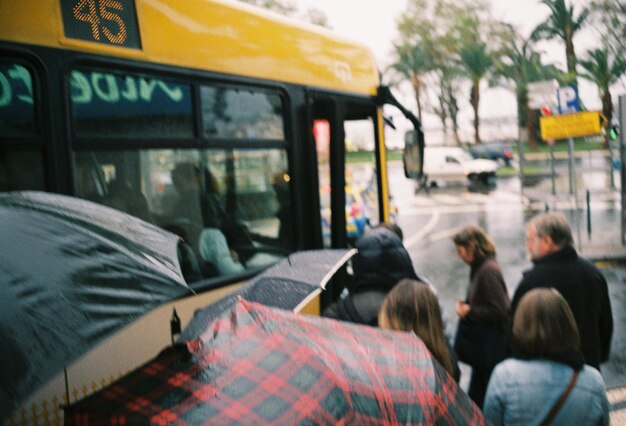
[316, 114, 380, 248]
[0, 63, 36, 137]
[73, 147, 290, 281]
[69, 69, 193, 139]
[314, 119, 332, 248]
[345, 117, 380, 234]
[200, 149, 292, 262]
[0, 62, 45, 191]
[0, 150, 46, 191]
[200, 85, 284, 140]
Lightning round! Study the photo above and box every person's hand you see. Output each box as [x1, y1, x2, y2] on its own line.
[456, 300, 471, 319]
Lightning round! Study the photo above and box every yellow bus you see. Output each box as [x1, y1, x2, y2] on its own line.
[0, 0, 423, 423]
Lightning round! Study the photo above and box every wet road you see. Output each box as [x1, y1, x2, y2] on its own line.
[388, 160, 626, 390]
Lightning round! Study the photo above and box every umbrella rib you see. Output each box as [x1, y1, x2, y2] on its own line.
[319, 249, 357, 290]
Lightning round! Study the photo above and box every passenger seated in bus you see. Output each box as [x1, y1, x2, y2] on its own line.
[74, 160, 107, 203]
[198, 228, 245, 276]
[103, 178, 153, 223]
[168, 162, 225, 252]
[170, 162, 225, 229]
[161, 223, 204, 283]
[272, 171, 293, 248]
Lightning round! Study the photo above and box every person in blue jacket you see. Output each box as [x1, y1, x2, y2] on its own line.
[484, 288, 609, 425]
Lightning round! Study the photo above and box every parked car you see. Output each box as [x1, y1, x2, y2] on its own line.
[469, 141, 514, 166]
[421, 146, 498, 188]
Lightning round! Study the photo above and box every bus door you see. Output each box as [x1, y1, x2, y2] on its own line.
[310, 95, 382, 309]
[311, 97, 381, 250]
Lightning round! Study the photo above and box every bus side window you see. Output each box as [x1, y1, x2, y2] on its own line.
[0, 62, 45, 192]
[73, 153, 108, 203]
[0, 151, 45, 192]
[103, 178, 153, 223]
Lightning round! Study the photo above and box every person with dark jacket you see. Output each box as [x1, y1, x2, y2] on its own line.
[323, 225, 419, 326]
[452, 224, 510, 409]
[511, 212, 613, 371]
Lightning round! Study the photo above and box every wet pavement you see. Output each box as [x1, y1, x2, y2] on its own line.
[388, 155, 626, 421]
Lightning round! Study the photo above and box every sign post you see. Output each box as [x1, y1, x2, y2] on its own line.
[539, 111, 604, 248]
[618, 95, 626, 245]
[525, 79, 558, 205]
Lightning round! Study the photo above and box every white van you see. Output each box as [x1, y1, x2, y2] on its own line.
[421, 146, 498, 187]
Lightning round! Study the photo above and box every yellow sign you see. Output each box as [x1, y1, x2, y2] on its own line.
[540, 111, 602, 140]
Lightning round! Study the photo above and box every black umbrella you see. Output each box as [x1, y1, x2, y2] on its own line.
[0, 191, 192, 421]
[179, 249, 356, 341]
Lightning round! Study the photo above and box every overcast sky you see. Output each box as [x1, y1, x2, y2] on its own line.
[291, 0, 608, 143]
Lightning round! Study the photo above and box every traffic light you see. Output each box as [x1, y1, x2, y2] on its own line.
[610, 125, 619, 141]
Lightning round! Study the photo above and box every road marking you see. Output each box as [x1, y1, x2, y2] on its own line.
[461, 192, 491, 203]
[431, 194, 465, 204]
[427, 227, 462, 243]
[399, 192, 618, 215]
[413, 196, 436, 206]
[405, 210, 439, 248]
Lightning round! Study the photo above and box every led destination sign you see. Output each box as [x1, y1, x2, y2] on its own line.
[60, 0, 141, 49]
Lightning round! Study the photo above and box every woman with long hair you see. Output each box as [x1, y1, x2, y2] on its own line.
[452, 224, 510, 408]
[484, 288, 609, 425]
[379, 279, 460, 382]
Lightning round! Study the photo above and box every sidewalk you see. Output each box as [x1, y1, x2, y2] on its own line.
[515, 166, 626, 263]
[609, 387, 626, 425]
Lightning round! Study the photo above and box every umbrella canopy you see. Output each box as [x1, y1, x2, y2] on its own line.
[179, 249, 356, 341]
[0, 191, 192, 419]
[65, 299, 484, 425]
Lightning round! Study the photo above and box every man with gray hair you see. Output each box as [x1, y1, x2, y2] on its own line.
[510, 212, 613, 370]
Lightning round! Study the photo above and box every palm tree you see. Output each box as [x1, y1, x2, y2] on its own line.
[531, 0, 589, 84]
[459, 42, 492, 144]
[493, 27, 563, 150]
[579, 48, 626, 147]
[388, 41, 433, 123]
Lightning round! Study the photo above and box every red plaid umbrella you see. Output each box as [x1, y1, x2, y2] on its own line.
[65, 299, 484, 425]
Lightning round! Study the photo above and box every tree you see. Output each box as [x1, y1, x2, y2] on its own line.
[237, 0, 297, 15]
[237, 0, 330, 27]
[302, 8, 330, 28]
[394, 0, 490, 145]
[531, 0, 589, 85]
[459, 42, 493, 144]
[492, 25, 563, 150]
[589, 0, 626, 56]
[387, 41, 434, 123]
[579, 48, 626, 147]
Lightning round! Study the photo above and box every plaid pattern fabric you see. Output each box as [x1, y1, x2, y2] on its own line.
[65, 300, 484, 425]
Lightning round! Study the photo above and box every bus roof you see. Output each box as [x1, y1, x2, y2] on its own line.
[0, 0, 380, 95]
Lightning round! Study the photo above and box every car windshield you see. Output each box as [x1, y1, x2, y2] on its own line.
[458, 150, 474, 162]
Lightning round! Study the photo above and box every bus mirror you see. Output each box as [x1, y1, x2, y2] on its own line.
[404, 130, 417, 146]
[403, 130, 423, 179]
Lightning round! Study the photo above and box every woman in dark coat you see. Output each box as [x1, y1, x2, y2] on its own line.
[452, 224, 510, 409]
[323, 225, 419, 326]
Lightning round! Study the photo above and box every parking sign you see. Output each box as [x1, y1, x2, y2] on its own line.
[557, 85, 580, 114]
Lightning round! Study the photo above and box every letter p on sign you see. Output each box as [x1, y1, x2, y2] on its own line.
[557, 85, 580, 114]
